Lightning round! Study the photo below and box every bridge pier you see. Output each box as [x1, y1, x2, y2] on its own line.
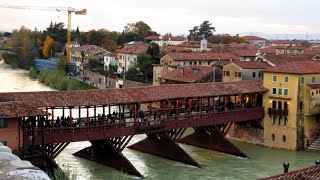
[73, 137, 142, 177]
[178, 124, 247, 158]
[128, 130, 200, 167]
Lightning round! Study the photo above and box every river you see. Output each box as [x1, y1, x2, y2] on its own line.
[1, 61, 319, 180]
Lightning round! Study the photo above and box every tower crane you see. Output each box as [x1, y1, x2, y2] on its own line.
[0, 5, 87, 62]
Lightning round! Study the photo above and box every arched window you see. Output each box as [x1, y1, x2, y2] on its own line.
[278, 117, 282, 125]
[282, 135, 286, 142]
[284, 117, 288, 126]
[272, 101, 276, 109]
[284, 102, 288, 110]
[272, 134, 275, 141]
[278, 101, 282, 110]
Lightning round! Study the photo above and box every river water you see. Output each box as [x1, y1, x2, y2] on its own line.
[1, 61, 319, 180]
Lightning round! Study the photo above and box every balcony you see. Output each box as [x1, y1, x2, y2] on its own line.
[268, 108, 288, 117]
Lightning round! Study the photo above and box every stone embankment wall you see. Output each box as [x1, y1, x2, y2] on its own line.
[0, 144, 50, 180]
[227, 124, 264, 145]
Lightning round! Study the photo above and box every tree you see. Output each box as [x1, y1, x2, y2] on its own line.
[137, 53, 154, 83]
[147, 43, 160, 64]
[42, 36, 54, 59]
[188, 20, 215, 40]
[87, 29, 104, 46]
[208, 34, 245, 44]
[124, 21, 156, 38]
[117, 33, 143, 45]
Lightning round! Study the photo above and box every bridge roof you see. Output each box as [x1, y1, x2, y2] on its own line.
[0, 80, 267, 108]
[0, 101, 48, 119]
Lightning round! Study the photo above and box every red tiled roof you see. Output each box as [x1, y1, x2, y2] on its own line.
[0, 81, 268, 108]
[0, 101, 48, 119]
[144, 36, 185, 41]
[305, 48, 320, 55]
[70, 45, 98, 53]
[177, 41, 216, 48]
[166, 52, 239, 61]
[261, 165, 320, 180]
[242, 36, 266, 41]
[160, 66, 214, 83]
[213, 61, 232, 67]
[104, 52, 118, 57]
[234, 61, 271, 69]
[260, 47, 276, 54]
[307, 83, 320, 89]
[230, 45, 259, 57]
[117, 42, 149, 55]
[164, 46, 190, 52]
[264, 54, 313, 66]
[264, 60, 320, 74]
[228, 42, 248, 47]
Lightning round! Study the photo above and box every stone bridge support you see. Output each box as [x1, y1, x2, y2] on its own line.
[128, 128, 200, 167]
[73, 136, 142, 177]
[178, 124, 247, 158]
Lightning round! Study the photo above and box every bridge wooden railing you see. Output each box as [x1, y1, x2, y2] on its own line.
[24, 107, 265, 145]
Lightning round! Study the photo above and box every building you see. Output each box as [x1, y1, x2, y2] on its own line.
[0, 101, 47, 151]
[160, 51, 238, 66]
[267, 40, 301, 47]
[263, 61, 320, 150]
[159, 65, 214, 84]
[222, 61, 271, 82]
[70, 45, 108, 72]
[64, 41, 80, 49]
[275, 46, 305, 55]
[116, 41, 149, 73]
[152, 64, 177, 85]
[144, 35, 186, 48]
[103, 52, 118, 70]
[242, 36, 266, 46]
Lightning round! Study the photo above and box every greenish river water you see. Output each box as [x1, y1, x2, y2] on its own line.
[1, 61, 319, 180]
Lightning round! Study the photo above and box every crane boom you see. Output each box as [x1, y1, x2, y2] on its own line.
[0, 4, 87, 63]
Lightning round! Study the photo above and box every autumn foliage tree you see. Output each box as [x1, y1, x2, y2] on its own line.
[42, 36, 54, 59]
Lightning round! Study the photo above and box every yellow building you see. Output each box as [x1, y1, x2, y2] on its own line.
[263, 61, 320, 150]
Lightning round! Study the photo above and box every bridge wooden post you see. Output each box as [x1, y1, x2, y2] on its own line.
[224, 96, 227, 112]
[86, 106, 89, 128]
[207, 97, 210, 112]
[254, 93, 257, 107]
[134, 103, 137, 126]
[102, 105, 106, 129]
[175, 99, 179, 120]
[51, 107, 54, 128]
[62, 107, 65, 118]
[200, 98, 203, 117]
[78, 106, 81, 119]
[161, 100, 164, 117]
[94, 106, 96, 119]
[119, 104, 122, 126]
[69, 107, 73, 126]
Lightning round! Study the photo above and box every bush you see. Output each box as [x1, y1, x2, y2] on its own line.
[29, 67, 38, 79]
[38, 68, 49, 83]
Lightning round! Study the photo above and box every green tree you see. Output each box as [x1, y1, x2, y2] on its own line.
[147, 43, 160, 64]
[124, 21, 157, 38]
[117, 33, 143, 45]
[188, 20, 215, 40]
[137, 53, 154, 83]
[29, 67, 38, 79]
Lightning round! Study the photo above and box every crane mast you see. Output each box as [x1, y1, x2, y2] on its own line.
[0, 5, 87, 62]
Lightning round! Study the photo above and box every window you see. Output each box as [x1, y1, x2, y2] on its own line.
[284, 102, 288, 110]
[312, 92, 314, 96]
[0, 119, 8, 128]
[272, 76, 277, 82]
[189, 62, 192, 65]
[312, 77, 316, 83]
[272, 101, 277, 109]
[284, 89, 288, 96]
[224, 71, 230, 76]
[278, 88, 283, 95]
[183, 62, 186, 65]
[282, 135, 286, 142]
[284, 76, 289, 83]
[208, 61, 211, 65]
[300, 77, 304, 84]
[272, 117, 276, 125]
[253, 72, 256, 78]
[272, 88, 277, 95]
[194, 62, 197, 65]
[0, 141, 7, 146]
[272, 134, 275, 141]
[199, 62, 202, 65]
[258, 71, 262, 77]
[235, 72, 242, 77]
[284, 117, 288, 126]
[278, 117, 282, 125]
[278, 101, 282, 109]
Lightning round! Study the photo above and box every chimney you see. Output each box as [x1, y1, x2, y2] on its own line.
[283, 163, 289, 173]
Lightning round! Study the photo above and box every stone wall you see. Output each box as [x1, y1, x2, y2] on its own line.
[227, 124, 264, 145]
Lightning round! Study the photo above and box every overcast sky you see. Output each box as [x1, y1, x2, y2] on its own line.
[0, 0, 319, 38]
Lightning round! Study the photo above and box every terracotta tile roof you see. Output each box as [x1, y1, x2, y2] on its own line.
[264, 60, 320, 74]
[234, 61, 271, 69]
[159, 66, 214, 83]
[0, 101, 48, 119]
[305, 48, 320, 55]
[0, 81, 267, 108]
[261, 47, 276, 54]
[177, 41, 216, 48]
[70, 45, 98, 53]
[213, 61, 232, 67]
[166, 52, 239, 61]
[264, 54, 313, 66]
[163, 46, 190, 52]
[230, 45, 259, 57]
[261, 165, 320, 180]
[307, 83, 320, 89]
[104, 52, 118, 57]
[228, 42, 248, 47]
[144, 36, 185, 41]
[242, 36, 266, 41]
[117, 42, 149, 55]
